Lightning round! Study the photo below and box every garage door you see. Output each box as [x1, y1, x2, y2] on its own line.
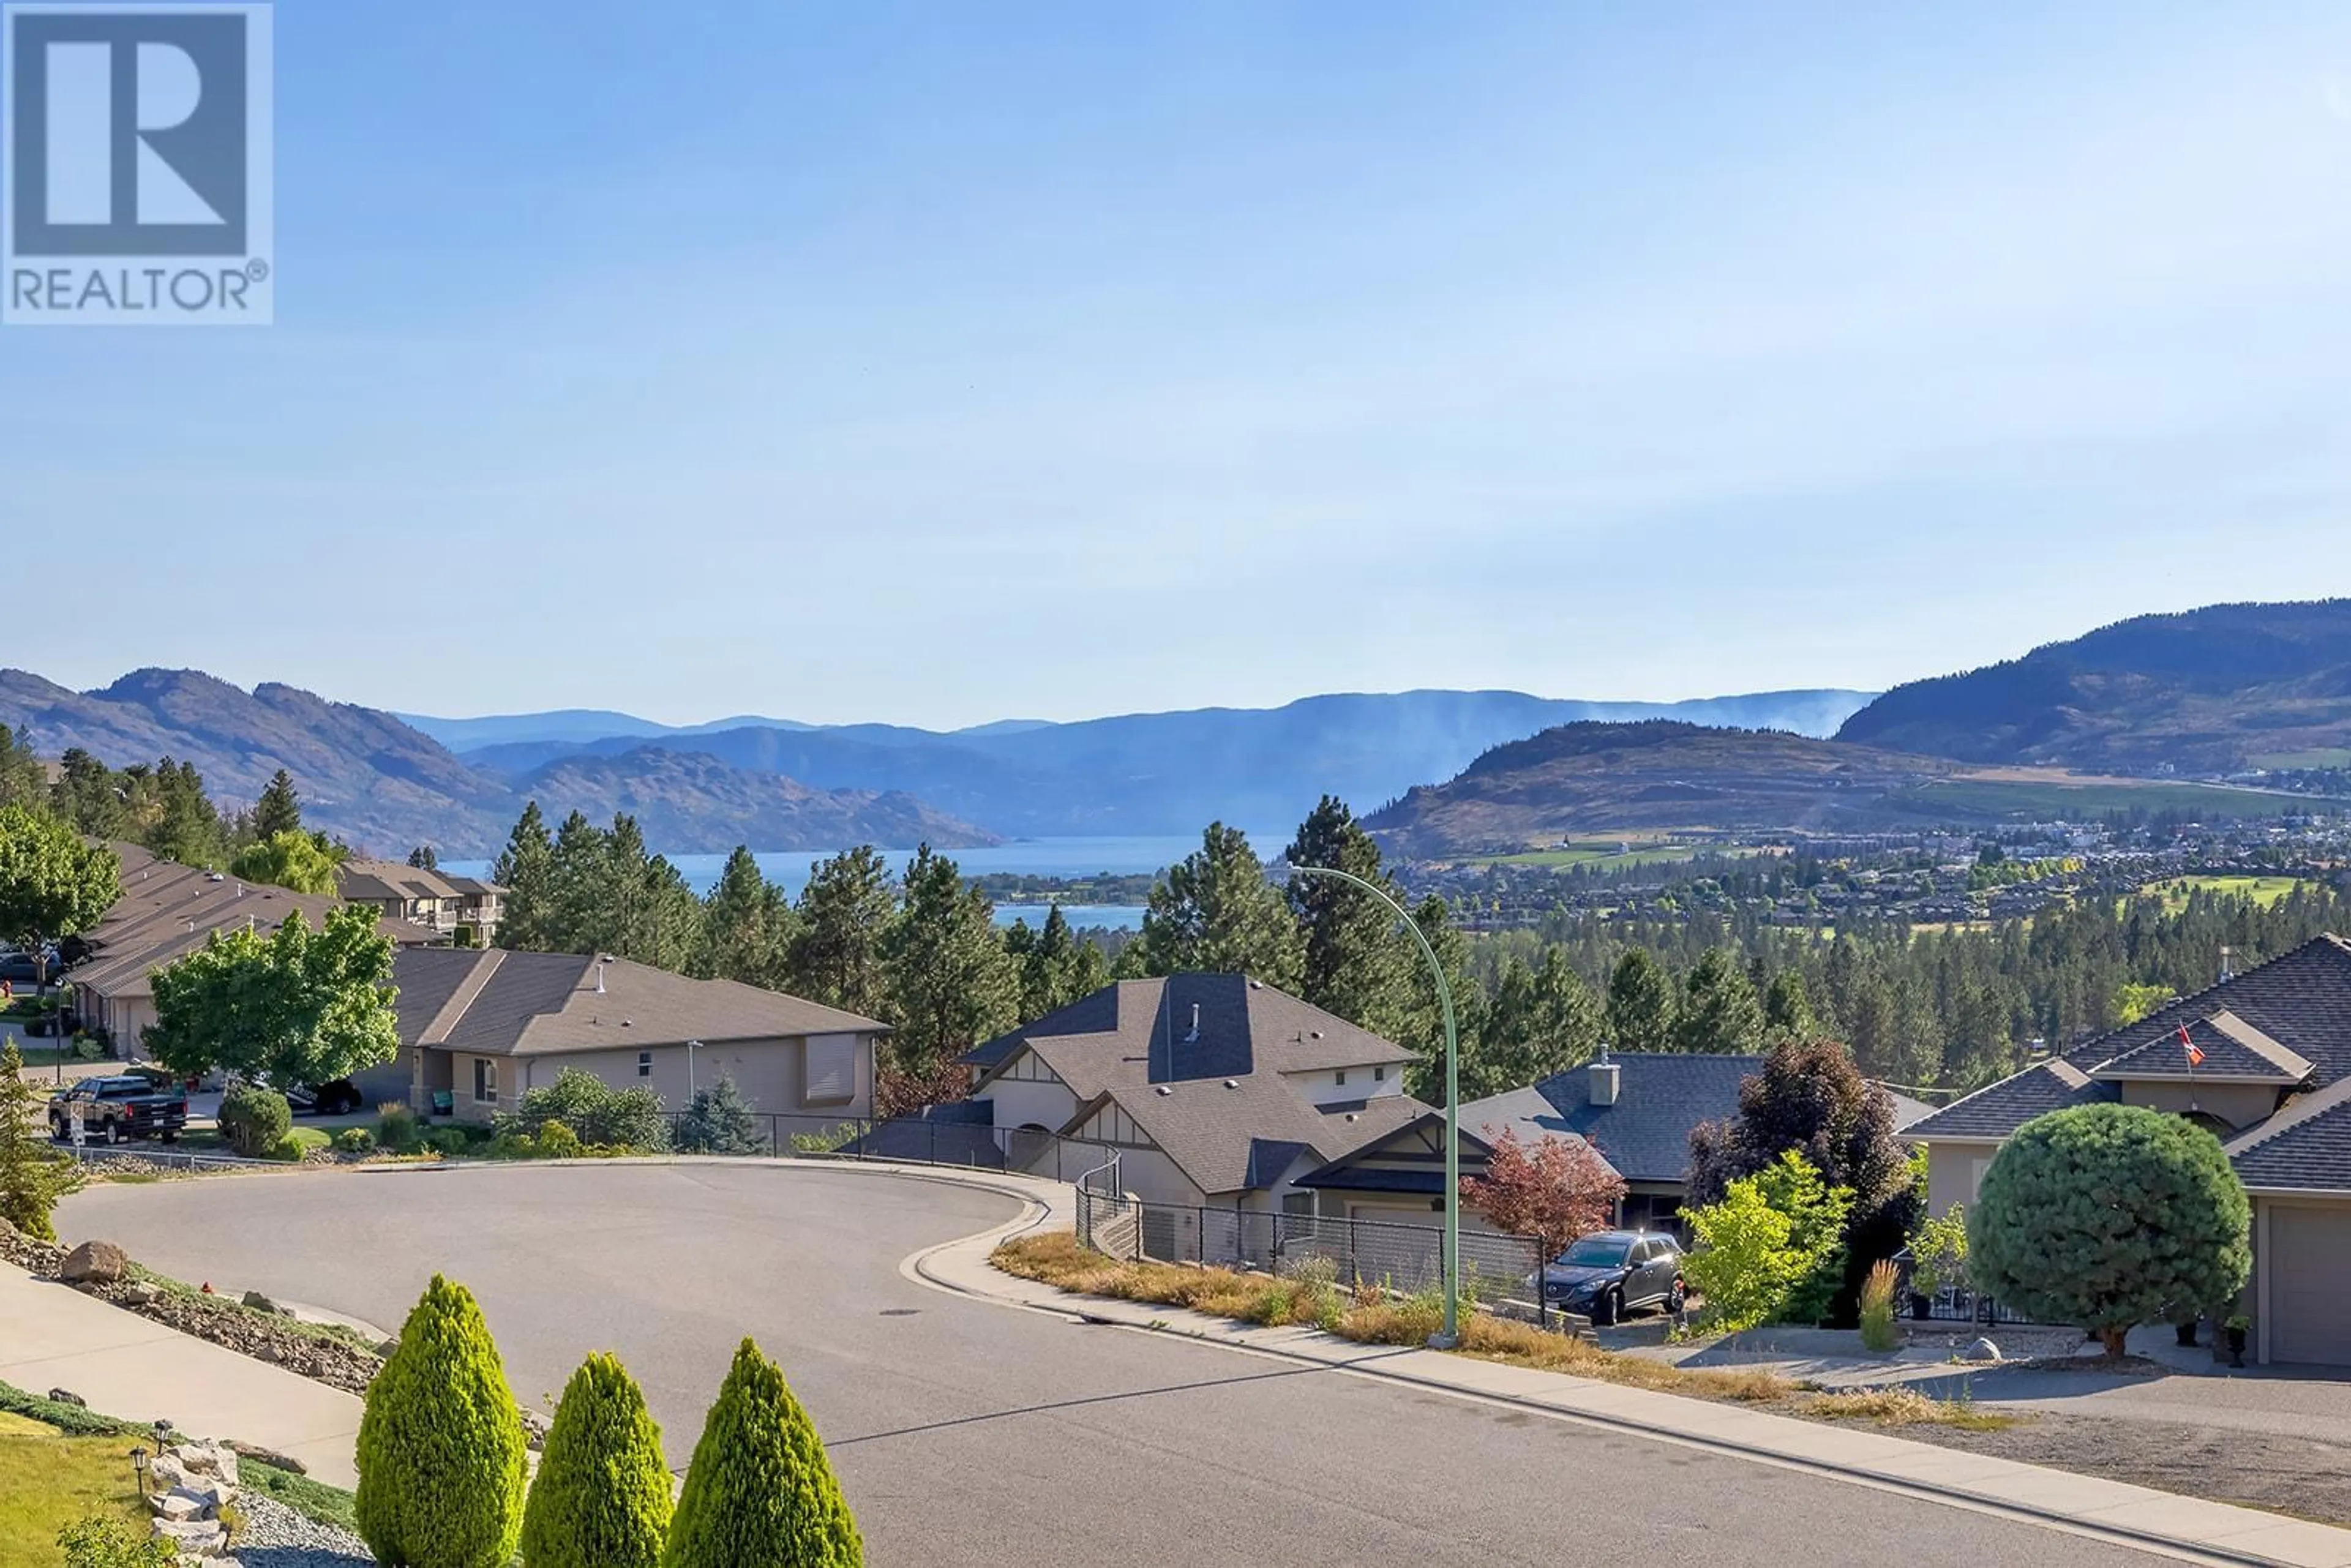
[2271, 1205, 2351, 1367]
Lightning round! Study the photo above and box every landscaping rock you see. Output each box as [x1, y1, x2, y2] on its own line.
[229, 1491, 373, 1566]
[1961, 1336, 2003, 1364]
[61, 1239, 130, 1286]
[179, 1441, 241, 1485]
[45, 1386, 86, 1406]
[151, 1515, 228, 1556]
[241, 1289, 279, 1313]
[121, 1279, 163, 1306]
[521, 1406, 552, 1450]
[148, 1452, 193, 1492]
[225, 1439, 305, 1475]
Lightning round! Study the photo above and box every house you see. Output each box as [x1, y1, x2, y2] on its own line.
[66, 844, 442, 1060]
[392, 947, 890, 1124]
[962, 973, 1428, 1212]
[337, 860, 505, 945]
[1905, 934, 2351, 1368]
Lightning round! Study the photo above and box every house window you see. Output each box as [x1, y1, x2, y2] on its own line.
[473, 1057, 498, 1105]
[637, 1051, 653, 1079]
[1373, 1065, 1385, 1082]
[1335, 1070, 1348, 1086]
[806, 1035, 856, 1106]
[1280, 1191, 1316, 1217]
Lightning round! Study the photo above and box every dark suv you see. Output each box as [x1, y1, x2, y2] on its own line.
[48, 1074, 189, 1144]
[1539, 1230, 1687, 1325]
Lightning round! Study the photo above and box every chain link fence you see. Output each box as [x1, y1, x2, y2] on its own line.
[659, 1109, 1122, 1184]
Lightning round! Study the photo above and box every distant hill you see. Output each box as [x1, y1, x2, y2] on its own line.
[0, 669, 991, 858]
[432, 688, 1879, 838]
[1363, 721, 1962, 856]
[1836, 600, 2351, 772]
[514, 748, 996, 853]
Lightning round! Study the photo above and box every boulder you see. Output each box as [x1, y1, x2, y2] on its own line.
[178, 1442, 240, 1485]
[60, 1240, 129, 1286]
[121, 1280, 163, 1307]
[147, 1452, 193, 1492]
[150, 1516, 227, 1556]
[1960, 1337, 2002, 1364]
[150, 1492, 204, 1523]
[167, 1481, 233, 1518]
[226, 1439, 304, 1474]
[44, 1387, 86, 1408]
[239, 1289, 278, 1314]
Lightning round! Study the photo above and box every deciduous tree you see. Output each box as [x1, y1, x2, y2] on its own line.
[1970, 1103, 2251, 1359]
[146, 903, 399, 1087]
[0, 806, 119, 981]
[1458, 1126, 1625, 1260]
[228, 829, 345, 895]
[0, 1040, 80, 1240]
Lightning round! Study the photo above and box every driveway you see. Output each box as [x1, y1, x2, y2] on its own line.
[57, 1165, 2172, 1568]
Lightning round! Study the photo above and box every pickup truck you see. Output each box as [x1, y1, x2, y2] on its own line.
[48, 1073, 189, 1144]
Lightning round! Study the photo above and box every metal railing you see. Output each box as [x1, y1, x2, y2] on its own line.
[1888, 1250, 2042, 1327]
[1073, 1190, 1549, 1325]
[61, 1143, 274, 1174]
[656, 1109, 1123, 1184]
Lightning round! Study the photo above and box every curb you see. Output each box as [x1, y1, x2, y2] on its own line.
[904, 1207, 2340, 1568]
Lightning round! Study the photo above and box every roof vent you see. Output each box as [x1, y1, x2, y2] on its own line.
[1223, 1079, 1239, 1089]
[621, 1018, 632, 1027]
[1184, 1003, 1200, 1043]
[594, 961, 606, 994]
[1345, 1112, 1359, 1122]
[1155, 1085, 1173, 1096]
[1248, 980, 1263, 989]
[1310, 1030, 1323, 1040]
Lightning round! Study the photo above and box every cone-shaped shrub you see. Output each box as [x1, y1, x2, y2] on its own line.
[356, 1274, 528, 1568]
[520, 1352, 672, 1568]
[662, 1338, 862, 1567]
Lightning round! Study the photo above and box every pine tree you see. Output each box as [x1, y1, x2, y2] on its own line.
[786, 847, 897, 1019]
[1398, 893, 1480, 1104]
[492, 803, 558, 951]
[519, 1352, 672, 1568]
[0, 727, 46, 811]
[663, 1338, 861, 1568]
[252, 769, 303, 839]
[1136, 823, 1302, 988]
[1675, 948, 1765, 1054]
[880, 844, 1017, 1073]
[147, 758, 226, 868]
[407, 844, 440, 871]
[0, 1041, 79, 1240]
[1605, 948, 1678, 1053]
[1009, 904, 1106, 1021]
[1762, 968, 1817, 1039]
[355, 1275, 528, 1568]
[694, 846, 798, 988]
[1285, 797, 1413, 1043]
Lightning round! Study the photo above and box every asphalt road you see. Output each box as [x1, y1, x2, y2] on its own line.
[58, 1165, 2167, 1567]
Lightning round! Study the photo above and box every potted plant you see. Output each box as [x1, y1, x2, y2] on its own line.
[2173, 1310, 2200, 1348]
[1907, 1208, 1970, 1320]
[2224, 1313, 2249, 1368]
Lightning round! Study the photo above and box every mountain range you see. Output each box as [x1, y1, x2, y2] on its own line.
[1835, 600, 2351, 772]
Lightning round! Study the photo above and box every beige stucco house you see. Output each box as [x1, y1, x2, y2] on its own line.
[1906, 935, 2351, 1369]
[391, 947, 889, 1123]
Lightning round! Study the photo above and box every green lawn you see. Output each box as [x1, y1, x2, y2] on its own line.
[1896, 778, 2315, 821]
[2134, 875, 2313, 913]
[0, 1416, 148, 1567]
[2251, 748, 2351, 770]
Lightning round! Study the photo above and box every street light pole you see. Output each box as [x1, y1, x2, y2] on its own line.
[686, 1038, 703, 1099]
[1286, 861, 1461, 1348]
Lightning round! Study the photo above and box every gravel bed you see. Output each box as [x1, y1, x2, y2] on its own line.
[228, 1493, 374, 1566]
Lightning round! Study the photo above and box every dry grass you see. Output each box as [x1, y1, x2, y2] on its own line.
[1804, 1386, 2017, 1431]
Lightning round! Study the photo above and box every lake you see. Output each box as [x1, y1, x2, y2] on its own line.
[439, 831, 1285, 931]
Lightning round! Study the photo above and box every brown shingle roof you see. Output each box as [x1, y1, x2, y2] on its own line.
[1073, 1077, 1430, 1196]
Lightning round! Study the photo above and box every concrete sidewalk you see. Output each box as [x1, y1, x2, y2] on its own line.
[0, 1263, 362, 1487]
[912, 1214, 2351, 1568]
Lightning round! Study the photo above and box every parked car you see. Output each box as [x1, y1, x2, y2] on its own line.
[276, 1078, 365, 1116]
[1539, 1230, 1687, 1325]
[48, 1073, 189, 1144]
[0, 950, 60, 986]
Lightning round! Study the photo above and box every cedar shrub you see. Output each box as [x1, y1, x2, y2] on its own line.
[662, 1338, 861, 1568]
[520, 1352, 672, 1568]
[354, 1274, 528, 1568]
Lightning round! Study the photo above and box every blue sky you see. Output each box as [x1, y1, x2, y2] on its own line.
[8, 2, 2351, 727]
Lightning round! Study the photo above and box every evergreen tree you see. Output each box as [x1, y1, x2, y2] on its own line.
[1762, 968, 1817, 1039]
[1605, 947, 1678, 1052]
[786, 847, 897, 1019]
[407, 844, 440, 871]
[0, 1040, 79, 1240]
[1136, 823, 1302, 987]
[356, 1275, 528, 1568]
[693, 846, 798, 989]
[1007, 903, 1107, 1022]
[663, 1338, 862, 1568]
[252, 768, 303, 839]
[1675, 948, 1766, 1054]
[519, 1352, 672, 1568]
[882, 844, 1018, 1073]
[0, 727, 46, 811]
[675, 1075, 768, 1155]
[147, 757, 225, 867]
[49, 749, 125, 838]
[1461, 948, 1603, 1100]
[492, 802, 558, 952]
[1285, 796, 1414, 1043]
[1399, 893, 1481, 1104]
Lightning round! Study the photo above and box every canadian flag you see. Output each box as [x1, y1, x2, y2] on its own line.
[2180, 1023, 2205, 1068]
